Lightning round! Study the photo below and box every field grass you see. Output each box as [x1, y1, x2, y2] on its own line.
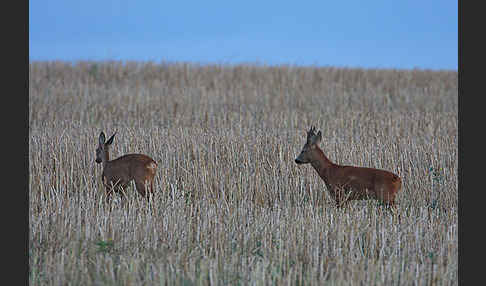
[29, 61, 458, 285]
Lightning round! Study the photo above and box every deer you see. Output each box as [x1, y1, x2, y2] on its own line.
[95, 131, 158, 203]
[295, 126, 402, 209]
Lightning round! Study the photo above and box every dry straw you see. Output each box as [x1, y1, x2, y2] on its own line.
[29, 61, 457, 285]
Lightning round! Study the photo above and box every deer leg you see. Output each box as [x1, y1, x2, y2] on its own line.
[118, 186, 128, 202]
[335, 200, 343, 208]
[105, 188, 114, 205]
[386, 200, 398, 212]
[334, 195, 345, 208]
[135, 180, 148, 200]
[136, 179, 156, 204]
[150, 179, 155, 195]
[148, 180, 155, 202]
[336, 199, 350, 209]
[102, 177, 113, 205]
[333, 188, 347, 209]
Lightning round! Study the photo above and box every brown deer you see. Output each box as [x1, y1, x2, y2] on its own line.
[95, 131, 158, 202]
[295, 126, 402, 208]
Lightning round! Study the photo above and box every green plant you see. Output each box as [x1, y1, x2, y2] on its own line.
[95, 239, 114, 254]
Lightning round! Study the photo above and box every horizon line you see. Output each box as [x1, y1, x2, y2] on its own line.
[28, 58, 458, 72]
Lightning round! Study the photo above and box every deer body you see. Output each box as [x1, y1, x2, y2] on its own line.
[96, 132, 157, 202]
[295, 126, 401, 208]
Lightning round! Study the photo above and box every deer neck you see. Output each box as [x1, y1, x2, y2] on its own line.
[310, 147, 335, 181]
[101, 148, 110, 169]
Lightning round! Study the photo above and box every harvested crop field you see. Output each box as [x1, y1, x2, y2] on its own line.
[29, 61, 458, 285]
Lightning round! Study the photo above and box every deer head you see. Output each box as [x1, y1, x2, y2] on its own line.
[95, 131, 116, 164]
[295, 126, 322, 164]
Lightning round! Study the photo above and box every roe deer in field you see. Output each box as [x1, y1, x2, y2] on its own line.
[295, 126, 401, 208]
[95, 131, 158, 202]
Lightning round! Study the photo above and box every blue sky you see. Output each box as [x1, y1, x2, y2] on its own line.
[29, 0, 457, 70]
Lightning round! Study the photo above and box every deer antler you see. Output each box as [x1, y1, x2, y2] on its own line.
[309, 126, 316, 135]
[307, 126, 316, 142]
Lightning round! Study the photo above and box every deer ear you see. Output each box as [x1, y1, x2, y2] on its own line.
[106, 132, 116, 145]
[99, 132, 106, 145]
[316, 131, 322, 142]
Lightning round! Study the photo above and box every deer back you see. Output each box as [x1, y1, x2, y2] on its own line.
[103, 154, 157, 185]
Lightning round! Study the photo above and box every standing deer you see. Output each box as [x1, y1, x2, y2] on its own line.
[295, 126, 401, 208]
[95, 131, 158, 202]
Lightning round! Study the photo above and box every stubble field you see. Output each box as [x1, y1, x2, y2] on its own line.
[29, 61, 458, 285]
